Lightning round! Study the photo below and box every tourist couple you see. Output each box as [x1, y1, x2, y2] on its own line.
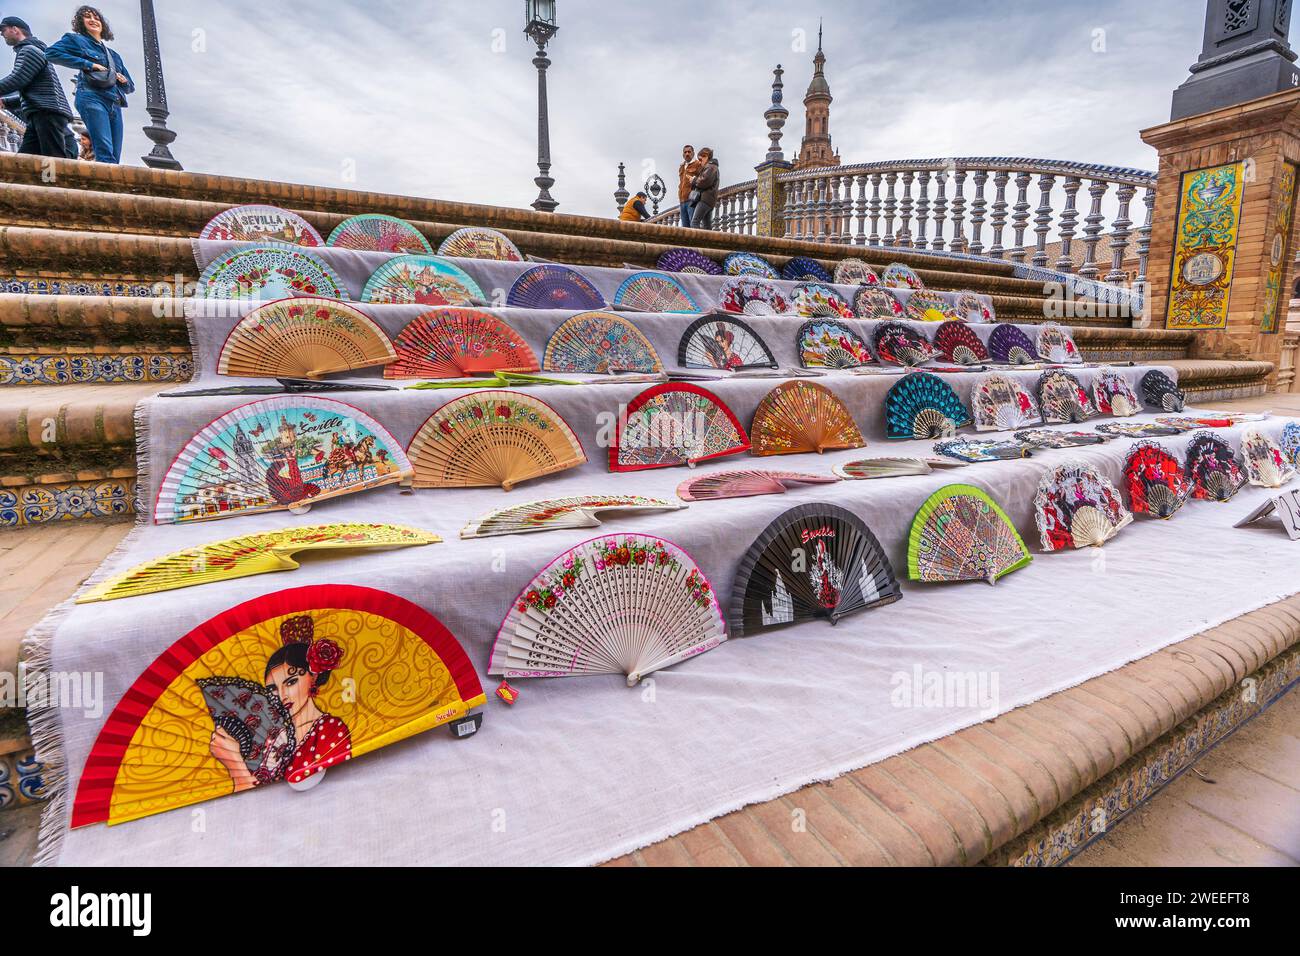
[678, 145, 719, 230]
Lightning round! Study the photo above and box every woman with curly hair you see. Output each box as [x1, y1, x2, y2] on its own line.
[47, 5, 134, 164]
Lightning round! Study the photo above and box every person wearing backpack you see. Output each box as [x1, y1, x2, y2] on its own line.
[0, 16, 75, 158]
[47, 5, 134, 164]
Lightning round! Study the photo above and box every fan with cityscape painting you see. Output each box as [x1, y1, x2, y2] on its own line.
[1036, 324, 1082, 364]
[436, 227, 523, 261]
[797, 320, 873, 369]
[834, 259, 880, 286]
[361, 255, 484, 306]
[200, 205, 323, 246]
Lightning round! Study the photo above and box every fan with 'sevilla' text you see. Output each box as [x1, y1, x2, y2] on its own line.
[384, 309, 538, 379]
[216, 297, 396, 380]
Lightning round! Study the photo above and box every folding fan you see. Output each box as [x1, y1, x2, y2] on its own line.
[908, 485, 1031, 585]
[507, 265, 606, 310]
[782, 256, 834, 282]
[200, 205, 323, 246]
[612, 383, 749, 471]
[676, 470, 838, 501]
[1092, 371, 1142, 417]
[718, 275, 790, 315]
[613, 271, 700, 313]
[384, 309, 538, 379]
[794, 282, 854, 318]
[1034, 462, 1132, 550]
[1036, 323, 1082, 364]
[955, 291, 994, 323]
[987, 324, 1039, 365]
[797, 320, 873, 369]
[490, 534, 726, 685]
[1140, 370, 1186, 412]
[1282, 422, 1300, 467]
[1159, 414, 1264, 432]
[1095, 421, 1183, 438]
[1240, 427, 1296, 488]
[198, 246, 349, 301]
[78, 524, 439, 603]
[834, 258, 880, 287]
[1038, 369, 1097, 424]
[751, 381, 864, 456]
[1185, 431, 1246, 501]
[543, 311, 662, 374]
[885, 372, 971, 439]
[1013, 429, 1107, 449]
[679, 316, 777, 370]
[216, 297, 396, 379]
[934, 438, 1030, 463]
[730, 504, 901, 637]
[1124, 442, 1191, 519]
[934, 321, 990, 365]
[408, 390, 585, 490]
[854, 287, 905, 319]
[361, 255, 485, 306]
[905, 290, 959, 323]
[723, 252, 779, 278]
[882, 263, 924, 290]
[461, 495, 683, 538]
[436, 226, 523, 261]
[970, 373, 1040, 432]
[833, 458, 935, 479]
[657, 248, 723, 275]
[873, 322, 933, 367]
[327, 214, 433, 253]
[155, 397, 413, 525]
[70, 584, 485, 827]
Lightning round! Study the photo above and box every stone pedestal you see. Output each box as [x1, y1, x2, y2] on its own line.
[754, 160, 792, 238]
[1141, 88, 1300, 374]
[1171, 0, 1298, 121]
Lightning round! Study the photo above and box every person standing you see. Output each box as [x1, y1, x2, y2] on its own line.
[47, 5, 134, 164]
[0, 17, 75, 158]
[678, 145, 703, 228]
[690, 148, 720, 230]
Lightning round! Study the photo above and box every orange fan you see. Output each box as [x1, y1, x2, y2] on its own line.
[385, 308, 539, 379]
[216, 297, 396, 379]
[751, 381, 864, 456]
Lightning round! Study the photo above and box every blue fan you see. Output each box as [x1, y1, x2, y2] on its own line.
[1282, 422, 1300, 468]
[988, 324, 1039, 365]
[723, 252, 779, 279]
[781, 256, 833, 283]
[885, 372, 972, 439]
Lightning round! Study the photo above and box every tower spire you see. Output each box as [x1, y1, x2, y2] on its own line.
[795, 20, 839, 170]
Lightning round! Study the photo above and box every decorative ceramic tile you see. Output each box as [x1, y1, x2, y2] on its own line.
[1166, 163, 1244, 331]
[0, 748, 46, 809]
[1, 278, 157, 297]
[1261, 162, 1297, 334]
[0, 353, 192, 386]
[0, 479, 136, 528]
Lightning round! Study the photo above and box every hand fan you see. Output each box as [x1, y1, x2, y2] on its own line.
[1282, 422, 1300, 467]
[198, 246, 348, 301]
[908, 484, 1031, 585]
[794, 282, 854, 318]
[834, 258, 880, 286]
[361, 255, 485, 306]
[797, 320, 873, 369]
[436, 226, 523, 261]
[461, 495, 683, 538]
[327, 214, 432, 253]
[955, 291, 995, 323]
[679, 316, 777, 370]
[491, 534, 726, 685]
[782, 256, 834, 282]
[1159, 415, 1262, 433]
[1139, 370, 1186, 412]
[885, 371, 971, 439]
[408, 390, 585, 490]
[1036, 323, 1082, 364]
[1034, 462, 1132, 550]
[751, 381, 865, 455]
[200, 205, 323, 246]
[506, 265, 606, 310]
[833, 458, 934, 479]
[612, 383, 749, 471]
[543, 311, 663, 374]
[1038, 368, 1097, 424]
[216, 297, 396, 379]
[70, 585, 485, 827]
[1185, 431, 1246, 501]
[934, 321, 991, 365]
[657, 247, 723, 275]
[987, 324, 1039, 365]
[934, 437, 1030, 463]
[384, 308, 538, 379]
[718, 275, 790, 315]
[873, 321, 933, 366]
[1095, 421, 1183, 438]
[1092, 371, 1142, 417]
[1124, 442, 1191, 518]
[155, 397, 412, 524]
[730, 504, 902, 637]
[882, 263, 925, 290]
[905, 290, 959, 323]
[613, 271, 700, 313]
[1240, 427, 1296, 488]
[78, 524, 438, 603]
[723, 252, 780, 278]
[677, 470, 836, 501]
[1014, 429, 1107, 449]
[854, 286, 905, 319]
[970, 373, 1041, 431]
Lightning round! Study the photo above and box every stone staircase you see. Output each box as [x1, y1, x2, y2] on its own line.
[0, 153, 1275, 529]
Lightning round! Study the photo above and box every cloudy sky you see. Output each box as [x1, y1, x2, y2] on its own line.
[6, 1, 1249, 217]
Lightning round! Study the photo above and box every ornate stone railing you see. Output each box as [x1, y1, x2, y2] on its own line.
[649, 180, 758, 233]
[0, 109, 23, 153]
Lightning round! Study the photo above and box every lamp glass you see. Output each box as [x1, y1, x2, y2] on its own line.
[525, 0, 556, 26]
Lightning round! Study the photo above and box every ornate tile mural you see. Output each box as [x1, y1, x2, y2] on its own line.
[1261, 162, 1297, 334]
[1166, 162, 1244, 331]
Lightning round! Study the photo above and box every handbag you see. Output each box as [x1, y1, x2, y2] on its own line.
[84, 42, 118, 91]
[688, 189, 701, 203]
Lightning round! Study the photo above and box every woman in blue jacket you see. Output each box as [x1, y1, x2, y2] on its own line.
[47, 6, 134, 164]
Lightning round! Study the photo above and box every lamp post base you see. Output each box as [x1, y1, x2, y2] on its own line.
[532, 174, 558, 213]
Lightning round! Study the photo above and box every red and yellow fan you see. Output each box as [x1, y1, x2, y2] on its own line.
[611, 383, 749, 472]
[216, 298, 397, 380]
[750, 381, 864, 456]
[385, 308, 539, 379]
[408, 390, 586, 490]
[70, 585, 486, 827]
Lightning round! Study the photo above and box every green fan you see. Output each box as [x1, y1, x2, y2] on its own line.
[907, 484, 1031, 585]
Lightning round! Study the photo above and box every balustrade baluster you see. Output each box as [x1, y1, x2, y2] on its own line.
[1107, 184, 1137, 283]
[988, 171, 1010, 258]
[868, 173, 882, 246]
[854, 175, 867, 245]
[931, 171, 948, 251]
[914, 171, 931, 250]
[897, 172, 915, 248]
[782, 180, 797, 237]
[828, 176, 841, 243]
[948, 169, 968, 253]
[1010, 172, 1033, 264]
[1032, 174, 1055, 268]
[883, 172, 898, 247]
[968, 170, 988, 255]
[1135, 187, 1155, 291]
[1055, 177, 1081, 273]
[1079, 179, 1109, 279]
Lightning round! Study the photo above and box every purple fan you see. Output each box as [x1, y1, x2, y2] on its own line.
[987, 324, 1039, 365]
[506, 265, 606, 310]
[657, 248, 723, 276]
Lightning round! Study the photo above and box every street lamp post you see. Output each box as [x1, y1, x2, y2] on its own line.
[139, 0, 182, 170]
[524, 0, 559, 213]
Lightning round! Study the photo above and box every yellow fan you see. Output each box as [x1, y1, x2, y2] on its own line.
[77, 524, 440, 603]
[216, 297, 397, 379]
[408, 390, 587, 490]
[751, 381, 865, 456]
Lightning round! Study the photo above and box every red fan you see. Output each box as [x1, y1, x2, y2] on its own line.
[611, 383, 750, 472]
[385, 308, 539, 379]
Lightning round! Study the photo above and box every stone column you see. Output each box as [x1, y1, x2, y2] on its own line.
[753, 161, 792, 238]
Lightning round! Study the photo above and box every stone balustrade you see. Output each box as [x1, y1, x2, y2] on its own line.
[0, 110, 22, 153]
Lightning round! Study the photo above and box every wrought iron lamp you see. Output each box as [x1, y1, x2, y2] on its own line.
[524, 0, 559, 212]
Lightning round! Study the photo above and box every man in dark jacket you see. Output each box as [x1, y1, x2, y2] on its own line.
[690, 148, 720, 230]
[0, 17, 74, 158]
